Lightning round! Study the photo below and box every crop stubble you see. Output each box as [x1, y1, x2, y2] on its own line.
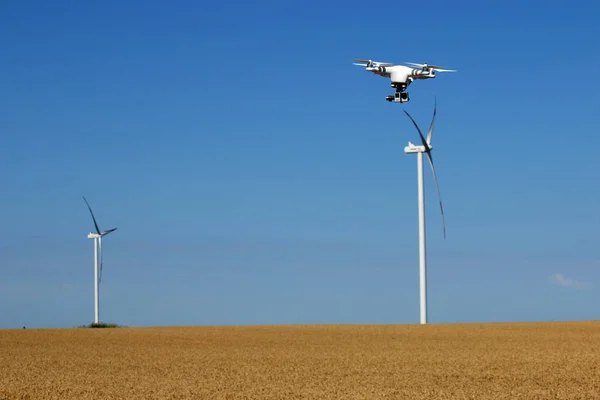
[1, 322, 600, 399]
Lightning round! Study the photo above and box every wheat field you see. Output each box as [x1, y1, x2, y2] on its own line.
[1, 321, 599, 399]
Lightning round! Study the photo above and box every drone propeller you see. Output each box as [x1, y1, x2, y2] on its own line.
[353, 58, 372, 67]
[404, 62, 443, 69]
[353, 59, 394, 67]
[404, 62, 456, 72]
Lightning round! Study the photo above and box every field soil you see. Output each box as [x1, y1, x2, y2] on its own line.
[1, 322, 600, 399]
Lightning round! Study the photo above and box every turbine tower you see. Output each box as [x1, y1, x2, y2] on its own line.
[83, 196, 117, 324]
[403, 99, 446, 325]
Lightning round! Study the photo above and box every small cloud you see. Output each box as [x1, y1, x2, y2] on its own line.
[549, 273, 591, 289]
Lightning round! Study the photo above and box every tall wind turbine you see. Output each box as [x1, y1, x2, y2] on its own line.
[82, 196, 117, 324]
[403, 99, 446, 325]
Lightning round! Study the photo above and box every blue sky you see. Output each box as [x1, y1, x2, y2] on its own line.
[1, 0, 599, 328]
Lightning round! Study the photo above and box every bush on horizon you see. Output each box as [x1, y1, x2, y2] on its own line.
[77, 322, 126, 328]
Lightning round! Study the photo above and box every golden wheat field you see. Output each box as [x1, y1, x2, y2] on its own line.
[1, 321, 600, 399]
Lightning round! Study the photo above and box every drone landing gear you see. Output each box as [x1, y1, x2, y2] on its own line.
[386, 83, 410, 103]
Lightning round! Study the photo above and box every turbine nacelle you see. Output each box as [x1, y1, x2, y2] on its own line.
[404, 142, 429, 154]
[87, 230, 117, 239]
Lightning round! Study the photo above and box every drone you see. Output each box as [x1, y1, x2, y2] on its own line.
[353, 59, 456, 103]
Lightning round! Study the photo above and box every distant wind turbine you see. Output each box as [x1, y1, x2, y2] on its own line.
[402, 98, 446, 325]
[83, 196, 117, 324]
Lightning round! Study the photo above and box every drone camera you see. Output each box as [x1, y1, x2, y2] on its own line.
[394, 92, 409, 103]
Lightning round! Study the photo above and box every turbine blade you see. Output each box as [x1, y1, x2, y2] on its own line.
[98, 237, 103, 284]
[426, 98, 437, 145]
[425, 152, 446, 239]
[101, 228, 118, 236]
[82, 196, 101, 235]
[403, 110, 430, 151]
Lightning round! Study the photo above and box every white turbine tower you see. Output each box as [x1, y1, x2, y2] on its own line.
[83, 196, 117, 325]
[403, 99, 446, 325]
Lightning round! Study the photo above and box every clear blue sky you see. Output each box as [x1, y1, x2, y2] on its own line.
[1, 0, 599, 328]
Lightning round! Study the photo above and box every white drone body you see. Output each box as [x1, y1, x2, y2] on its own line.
[353, 59, 456, 103]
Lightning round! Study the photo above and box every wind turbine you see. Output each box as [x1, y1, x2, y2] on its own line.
[402, 99, 446, 325]
[82, 196, 117, 324]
